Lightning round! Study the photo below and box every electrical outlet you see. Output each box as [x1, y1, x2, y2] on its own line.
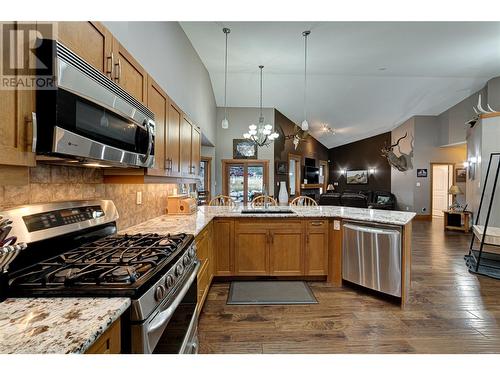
[333, 182, 339, 186]
[333, 220, 341, 231]
[416, 182, 421, 187]
[406, 206, 409, 211]
[136, 191, 142, 205]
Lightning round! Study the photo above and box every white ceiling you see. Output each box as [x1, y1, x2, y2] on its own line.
[180, 22, 500, 148]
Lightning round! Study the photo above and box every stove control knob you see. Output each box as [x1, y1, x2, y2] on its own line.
[165, 275, 174, 289]
[175, 264, 184, 277]
[154, 285, 166, 302]
[188, 247, 196, 259]
[183, 255, 190, 267]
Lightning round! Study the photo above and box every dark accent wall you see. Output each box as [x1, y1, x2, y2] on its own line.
[273, 110, 329, 196]
[328, 132, 392, 192]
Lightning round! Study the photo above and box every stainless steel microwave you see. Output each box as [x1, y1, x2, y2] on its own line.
[34, 39, 155, 168]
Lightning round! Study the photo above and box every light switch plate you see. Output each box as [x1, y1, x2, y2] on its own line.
[333, 220, 341, 230]
[416, 182, 421, 187]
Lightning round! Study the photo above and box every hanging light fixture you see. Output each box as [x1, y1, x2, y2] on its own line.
[221, 27, 230, 129]
[243, 65, 279, 147]
[301, 30, 310, 131]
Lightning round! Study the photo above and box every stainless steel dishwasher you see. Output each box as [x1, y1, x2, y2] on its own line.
[342, 221, 402, 297]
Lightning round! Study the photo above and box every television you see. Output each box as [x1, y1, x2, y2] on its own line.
[304, 166, 320, 184]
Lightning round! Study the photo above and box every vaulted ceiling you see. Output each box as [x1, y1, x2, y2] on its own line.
[181, 22, 500, 148]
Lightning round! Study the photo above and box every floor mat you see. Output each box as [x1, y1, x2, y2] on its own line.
[227, 281, 318, 305]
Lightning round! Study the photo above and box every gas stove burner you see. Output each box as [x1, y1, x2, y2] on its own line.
[110, 266, 138, 283]
[53, 267, 81, 282]
[9, 231, 194, 293]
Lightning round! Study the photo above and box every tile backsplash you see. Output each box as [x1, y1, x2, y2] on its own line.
[0, 165, 175, 230]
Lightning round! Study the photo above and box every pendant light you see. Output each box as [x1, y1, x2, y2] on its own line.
[243, 65, 279, 147]
[301, 30, 310, 131]
[221, 27, 230, 129]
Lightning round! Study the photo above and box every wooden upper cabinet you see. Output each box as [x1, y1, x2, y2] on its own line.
[111, 38, 147, 104]
[180, 115, 193, 176]
[167, 101, 182, 176]
[57, 22, 113, 77]
[191, 125, 201, 177]
[0, 22, 36, 167]
[146, 77, 167, 175]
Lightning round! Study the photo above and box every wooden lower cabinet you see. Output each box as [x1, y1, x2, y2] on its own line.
[235, 232, 269, 275]
[213, 219, 234, 276]
[85, 318, 121, 354]
[269, 224, 304, 276]
[305, 220, 329, 275]
[195, 222, 214, 313]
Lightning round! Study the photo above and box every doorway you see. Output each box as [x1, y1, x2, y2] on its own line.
[431, 163, 454, 217]
[222, 160, 269, 204]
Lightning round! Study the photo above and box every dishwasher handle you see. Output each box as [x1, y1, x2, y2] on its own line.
[343, 222, 401, 236]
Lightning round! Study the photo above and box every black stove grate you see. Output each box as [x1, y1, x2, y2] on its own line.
[8, 233, 193, 294]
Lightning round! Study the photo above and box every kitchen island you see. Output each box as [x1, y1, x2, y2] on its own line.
[0, 297, 130, 354]
[125, 206, 415, 308]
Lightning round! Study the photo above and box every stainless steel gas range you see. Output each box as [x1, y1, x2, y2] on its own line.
[0, 200, 199, 354]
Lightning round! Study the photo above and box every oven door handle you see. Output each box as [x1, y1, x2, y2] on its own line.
[147, 261, 200, 334]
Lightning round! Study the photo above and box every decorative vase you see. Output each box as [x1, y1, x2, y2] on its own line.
[278, 181, 289, 205]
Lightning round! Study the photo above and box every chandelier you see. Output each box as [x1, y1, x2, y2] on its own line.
[243, 65, 279, 147]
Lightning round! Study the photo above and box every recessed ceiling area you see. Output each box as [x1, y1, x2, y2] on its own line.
[180, 21, 500, 148]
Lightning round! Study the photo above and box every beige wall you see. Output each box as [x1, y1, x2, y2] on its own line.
[0, 165, 175, 230]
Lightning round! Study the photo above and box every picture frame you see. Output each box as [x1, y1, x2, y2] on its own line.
[232, 139, 258, 159]
[346, 170, 368, 185]
[417, 168, 428, 178]
[276, 161, 288, 175]
[455, 168, 466, 183]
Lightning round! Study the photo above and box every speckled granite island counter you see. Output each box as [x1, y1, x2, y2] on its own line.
[0, 298, 130, 354]
[123, 205, 416, 236]
[124, 205, 415, 308]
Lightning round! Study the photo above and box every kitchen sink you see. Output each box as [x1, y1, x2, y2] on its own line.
[240, 208, 296, 214]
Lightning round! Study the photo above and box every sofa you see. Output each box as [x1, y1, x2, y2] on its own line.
[318, 190, 396, 210]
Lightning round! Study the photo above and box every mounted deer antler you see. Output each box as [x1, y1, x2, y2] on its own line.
[466, 94, 499, 127]
[381, 132, 414, 172]
[284, 124, 309, 150]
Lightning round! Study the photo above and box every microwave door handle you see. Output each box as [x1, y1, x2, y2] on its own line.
[143, 120, 153, 163]
[147, 261, 200, 334]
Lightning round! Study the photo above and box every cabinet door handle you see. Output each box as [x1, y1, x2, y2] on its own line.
[311, 221, 323, 226]
[114, 57, 121, 82]
[270, 233, 274, 244]
[28, 112, 37, 153]
[106, 52, 114, 78]
[306, 234, 309, 244]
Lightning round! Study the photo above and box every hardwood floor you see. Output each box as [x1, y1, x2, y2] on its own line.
[198, 218, 500, 353]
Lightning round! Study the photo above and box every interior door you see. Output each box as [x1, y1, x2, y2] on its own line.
[432, 164, 452, 216]
[246, 164, 265, 203]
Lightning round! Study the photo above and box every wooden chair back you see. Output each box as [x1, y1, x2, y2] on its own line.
[209, 195, 236, 207]
[290, 195, 318, 206]
[251, 195, 278, 208]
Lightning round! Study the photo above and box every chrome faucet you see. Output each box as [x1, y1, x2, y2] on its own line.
[262, 187, 270, 209]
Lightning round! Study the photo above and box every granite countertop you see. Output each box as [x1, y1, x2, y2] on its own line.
[0, 297, 130, 354]
[123, 205, 416, 237]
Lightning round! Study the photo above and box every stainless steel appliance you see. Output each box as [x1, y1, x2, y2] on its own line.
[342, 220, 402, 297]
[0, 201, 199, 354]
[34, 39, 155, 168]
